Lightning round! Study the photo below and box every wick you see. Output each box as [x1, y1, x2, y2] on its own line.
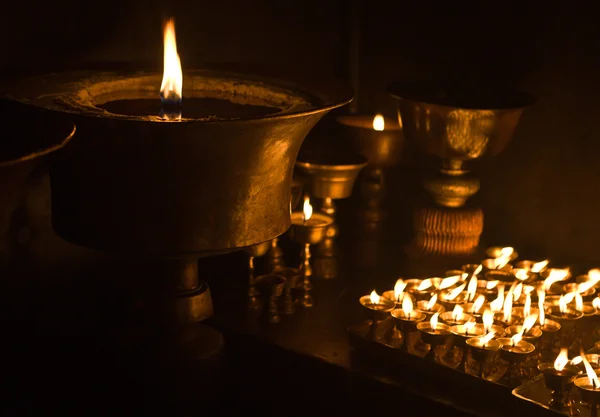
[408, 312, 411, 320]
[594, 379, 597, 390]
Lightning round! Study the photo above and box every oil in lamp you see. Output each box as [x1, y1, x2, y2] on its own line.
[574, 353, 600, 417]
[289, 196, 334, 307]
[391, 295, 426, 352]
[5, 16, 352, 383]
[415, 293, 445, 319]
[417, 312, 453, 362]
[359, 290, 395, 342]
[537, 348, 580, 412]
[245, 241, 272, 310]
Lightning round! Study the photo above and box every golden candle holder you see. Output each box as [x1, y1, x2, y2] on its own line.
[497, 337, 536, 388]
[574, 374, 600, 417]
[450, 323, 486, 369]
[289, 211, 333, 307]
[537, 362, 580, 413]
[382, 291, 415, 307]
[539, 319, 563, 362]
[272, 266, 301, 315]
[465, 336, 504, 381]
[415, 300, 445, 320]
[391, 308, 427, 352]
[440, 310, 475, 327]
[360, 294, 395, 342]
[417, 319, 453, 362]
[255, 274, 286, 324]
[244, 241, 272, 310]
[546, 306, 584, 353]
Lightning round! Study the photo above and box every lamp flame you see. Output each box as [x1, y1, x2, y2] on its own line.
[524, 293, 532, 317]
[593, 297, 600, 310]
[467, 275, 478, 302]
[370, 290, 380, 305]
[482, 309, 494, 333]
[452, 304, 464, 322]
[581, 350, 600, 389]
[571, 356, 583, 366]
[513, 282, 523, 302]
[514, 269, 529, 281]
[537, 289, 546, 325]
[578, 270, 600, 293]
[160, 18, 183, 106]
[492, 247, 513, 269]
[479, 331, 496, 346]
[444, 282, 466, 301]
[426, 293, 438, 311]
[511, 331, 523, 346]
[472, 295, 486, 313]
[402, 295, 413, 317]
[303, 196, 313, 222]
[464, 321, 476, 333]
[554, 348, 570, 372]
[503, 288, 513, 322]
[439, 275, 461, 290]
[394, 279, 407, 301]
[486, 280, 499, 290]
[430, 312, 440, 331]
[531, 260, 549, 273]
[474, 264, 483, 275]
[417, 279, 433, 292]
[575, 293, 583, 312]
[373, 114, 385, 131]
[490, 286, 505, 312]
[544, 268, 570, 291]
[522, 313, 538, 333]
[559, 293, 575, 314]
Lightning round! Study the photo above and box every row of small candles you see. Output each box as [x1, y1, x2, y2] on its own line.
[359, 246, 600, 406]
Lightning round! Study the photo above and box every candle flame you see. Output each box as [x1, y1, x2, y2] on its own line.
[464, 321, 476, 333]
[581, 350, 600, 388]
[514, 268, 529, 281]
[554, 348, 570, 371]
[490, 286, 505, 312]
[160, 18, 183, 108]
[430, 312, 439, 331]
[559, 292, 576, 314]
[302, 196, 313, 222]
[574, 293, 583, 312]
[513, 282, 523, 302]
[467, 275, 478, 302]
[524, 293, 532, 317]
[452, 304, 464, 322]
[472, 294, 486, 313]
[486, 280, 499, 290]
[439, 275, 461, 290]
[571, 356, 583, 366]
[503, 288, 513, 322]
[537, 289, 546, 325]
[394, 279, 407, 300]
[444, 282, 466, 301]
[522, 313, 538, 333]
[479, 331, 496, 345]
[373, 114, 385, 131]
[531, 260, 549, 273]
[544, 268, 570, 291]
[511, 331, 523, 346]
[402, 294, 414, 316]
[578, 271, 600, 293]
[482, 309, 494, 333]
[417, 279, 433, 292]
[370, 290, 380, 305]
[492, 247, 514, 269]
[426, 293, 438, 310]
[593, 297, 600, 310]
[474, 264, 483, 275]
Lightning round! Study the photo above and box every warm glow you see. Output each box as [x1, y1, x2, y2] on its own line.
[430, 312, 440, 331]
[394, 279, 407, 300]
[439, 275, 461, 290]
[492, 247, 513, 269]
[373, 114, 385, 131]
[582, 352, 600, 388]
[426, 293, 438, 310]
[474, 264, 483, 275]
[575, 293, 583, 312]
[417, 279, 433, 291]
[589, 268, 600, 282]
[544, 268, 570, 291]
[578, 272, 600, 293]
[479, 331, 496, 345]
[465, 321, 476, 332]
[514, 269, 529, 281]
[482, 310, 494, 333]
[444, 282, 466, 300]
[472, 295, 486, 313]
[559, 293, 575, 314]
[531, 260, 549, 273]
[486, 280, 499, 290]
[402, 294, 414, 317]
[303, 196, 313, 222]
[511, 331, 523, 346]
[522, 313, 538, 333]
[503, 288, 513, 322]
[571, 356, 583, 366]
[452, 304, 464, 322]
[554, 349, 569, 371]
[537, 289, 546, 325]
[593, 297, 600, 310]
[524, 293, 532, 317]
[490, 286, 505, 312]
[513, 282, 523, 302]
[160, 18, 183, 105]
[467, 275, 478, 302]
[370, 290, 380, 305]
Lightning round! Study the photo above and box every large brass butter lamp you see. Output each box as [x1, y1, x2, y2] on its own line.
[388, 81, 535, 255]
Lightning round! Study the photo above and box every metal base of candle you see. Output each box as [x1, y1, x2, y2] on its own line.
[407, 203, 483, 256]
[245, 241, 271, 311]
[513, 374, 584, 417]
[255, 274, 286, 324]
[422, 173, 480, 208]
[272, 267, 301, 316]
[538, 363, 579, 413]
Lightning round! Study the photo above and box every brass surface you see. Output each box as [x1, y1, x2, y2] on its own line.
[5, 69, 352, 256]
[295, 154, 367, 200]
[422, 175, 480, 208]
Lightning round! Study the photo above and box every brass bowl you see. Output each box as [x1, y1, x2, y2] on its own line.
[288, 212, 333, 245]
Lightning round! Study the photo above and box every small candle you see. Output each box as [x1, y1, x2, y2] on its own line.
[359, 290, 395, 312]
[451, 323, 486, 339]
[497, 337, 535, 355]
[466, 334, 502, 351]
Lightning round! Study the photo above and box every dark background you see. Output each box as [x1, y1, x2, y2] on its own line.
[2, 1, 600, 272]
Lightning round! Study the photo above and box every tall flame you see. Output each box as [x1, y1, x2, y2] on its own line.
[394, 279, 407, 301]
[492, 247, 513, 269]
[522, 313, 538, 333]
[426, 293, 438, 310]
[578, 271, 600, 293]
[467, 275, 478, 302]
[370, 290, 380, 304]
[303, 196, 313, 222]
[472, 294, 486, 313]
[593, 297, 600, 310]
[402, 294, 413, 317]
[464, 321, 476, 333]
[479, 331, 496, 346]
[554, 348, 569, 371]
[430, 312, 440, 331]
[373, 114, 385, 131]
[531, 260, 549, 273]
[417, 279, 433, 291]
[559, 292, 575, 314]
[537, 289, 546, 325]
[524, 293, 532, 317]
[503, 288, 513, 322]
[482, 309, 494, 333]
[439, 275, 461, 290]
[575, 293, 583, 312]
[513, 282, 523, 302]
[514, 268, 529, 281]
[160, 18, 183, 104]
[486, 280, 499, 290]
[474, 264, 483, 275]
[511, 331, 523, 346]
[581, 350, 600, 388]
[543, 268, 570, 291]
[444, 282, 466, 301]
[490, 286, 505, 312]
[452, 304, 464, 322]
